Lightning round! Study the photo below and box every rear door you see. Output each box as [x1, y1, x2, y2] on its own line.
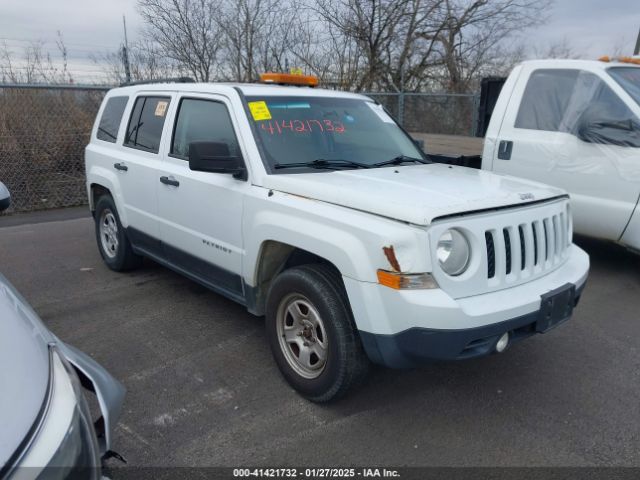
[156, 93, 248, 301]
[493, 65, 640, 241]
[114, 94, 173, 255]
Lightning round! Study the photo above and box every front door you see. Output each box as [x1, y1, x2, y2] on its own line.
[156, 94, 248, 301]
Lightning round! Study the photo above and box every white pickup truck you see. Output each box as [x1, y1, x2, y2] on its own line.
[85, 75, 589, 401]
[446, 59, 640, 251]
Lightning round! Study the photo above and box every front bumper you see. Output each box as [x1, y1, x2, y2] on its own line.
[359, 281, 585, 367]
[343, 244, 589, 368]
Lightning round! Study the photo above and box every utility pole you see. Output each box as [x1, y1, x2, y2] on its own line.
[122, 15, 132, 83]
[634, 27, 640, 55]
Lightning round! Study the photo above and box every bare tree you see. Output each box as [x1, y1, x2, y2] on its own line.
[311, 0, 416, 90]
[305, 0, 542, 92]
[125, 0, 553, 93]
[92, 40, 180, 85]
[138, 0, 224, 81]
[430, 0, 552, 93]
[217, 0, 297, 81]
[54, 31, 73, 84]
[286, 7, 364, 88]
[0, 35, 73, 84]
[382, 0, 446, 91]
[529, 37, 581, 60]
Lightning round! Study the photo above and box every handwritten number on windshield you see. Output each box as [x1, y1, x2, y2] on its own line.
[260, 119, 345, 135]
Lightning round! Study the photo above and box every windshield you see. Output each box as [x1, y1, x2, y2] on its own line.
[244, 95, 425, 172]
[608, 67, 640, 106]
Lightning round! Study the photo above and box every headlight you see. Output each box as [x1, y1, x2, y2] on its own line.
[436, 229, 470, 276]
[14, 347, 101, 479]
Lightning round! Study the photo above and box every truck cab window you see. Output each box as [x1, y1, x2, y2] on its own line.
[124, 96, 171, 153]
[516, 69, 638, 139]
[171, 98, 240, 159]
[515, 69, 579, 132]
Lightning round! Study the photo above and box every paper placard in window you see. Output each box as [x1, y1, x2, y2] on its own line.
[248, 101, 272, 121]
[367, 102, 395, 123]
[154, 100, 168, 117]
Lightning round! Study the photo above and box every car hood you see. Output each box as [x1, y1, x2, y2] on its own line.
[0, 274, 50, 468]
[262, 163, 567, 225]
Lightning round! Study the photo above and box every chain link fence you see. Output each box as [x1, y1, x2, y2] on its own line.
[0, 84, 108, 214]
[0, 84, 479, 215]
[365, 92, 480, 136]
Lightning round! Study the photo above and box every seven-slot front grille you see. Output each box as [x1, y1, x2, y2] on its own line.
[484, 210, 569, 283]
[430, 199, 572, 299]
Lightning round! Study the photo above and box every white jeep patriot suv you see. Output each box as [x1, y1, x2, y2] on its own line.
[85, 76, 589, 401]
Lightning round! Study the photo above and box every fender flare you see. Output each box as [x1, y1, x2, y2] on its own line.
[244, 211, 377, 285]
[87, 166, 129, 227]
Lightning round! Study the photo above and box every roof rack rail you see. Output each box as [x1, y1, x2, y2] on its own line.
[119, 77, 196, 87]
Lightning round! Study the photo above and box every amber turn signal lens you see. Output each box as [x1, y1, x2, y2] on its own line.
[376, 270, 438, 290]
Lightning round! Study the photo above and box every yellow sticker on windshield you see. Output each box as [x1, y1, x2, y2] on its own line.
[248, 101, 272, 121]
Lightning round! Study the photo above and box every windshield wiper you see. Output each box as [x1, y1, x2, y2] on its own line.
[371, 155, 429, 168]
[273, 159, 371, 170]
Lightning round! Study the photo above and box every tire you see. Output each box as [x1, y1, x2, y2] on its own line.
[94, 195, 142, 271]
[265, 264, 369, 402]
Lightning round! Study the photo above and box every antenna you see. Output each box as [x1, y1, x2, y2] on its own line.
[122, 15, 132, 83]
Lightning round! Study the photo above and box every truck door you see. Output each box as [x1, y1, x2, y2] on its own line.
[492, 66, 640, 242]
[156, 94, 248, 302]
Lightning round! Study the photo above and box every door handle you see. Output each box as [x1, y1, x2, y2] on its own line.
[498, 140, 513, 160]
[160, 176, 180, 187]
[113, 162, 128, 171]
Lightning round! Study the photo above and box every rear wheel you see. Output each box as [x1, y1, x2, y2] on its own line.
[266, 264, 369, 402]
[94, 195, 141, 271]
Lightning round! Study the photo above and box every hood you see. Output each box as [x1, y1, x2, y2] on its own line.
[263, 163, 566, 225]
[0, 274, 50, 468]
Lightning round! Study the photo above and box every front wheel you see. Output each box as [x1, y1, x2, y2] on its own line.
[265, 264, 369, 402]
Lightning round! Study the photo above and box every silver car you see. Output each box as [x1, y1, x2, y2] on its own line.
[0, 182, 125, 478]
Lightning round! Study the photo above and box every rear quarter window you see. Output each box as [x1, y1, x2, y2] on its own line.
[96, 96, 129, 143]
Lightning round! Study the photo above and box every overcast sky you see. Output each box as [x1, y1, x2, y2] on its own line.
[0, 0, 639, 82]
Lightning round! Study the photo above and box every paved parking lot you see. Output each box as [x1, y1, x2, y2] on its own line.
[1, 208, 639, 468]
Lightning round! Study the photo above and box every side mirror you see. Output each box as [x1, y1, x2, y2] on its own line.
[0, 182, 10, 212]
[577, 103, 640, 148]
[188, 141, 247, 180]
[413, 138, 425, 152]
[577, 118, 640, 147]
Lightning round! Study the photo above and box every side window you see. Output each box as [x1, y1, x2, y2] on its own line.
[515, 69, 579, 131]
[515, 69, 638, 135]
[96, 96, 128, 143]
[571, 77, 637, 125]
[124, 96, 171, 153]
[170, 98, 241, 159]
